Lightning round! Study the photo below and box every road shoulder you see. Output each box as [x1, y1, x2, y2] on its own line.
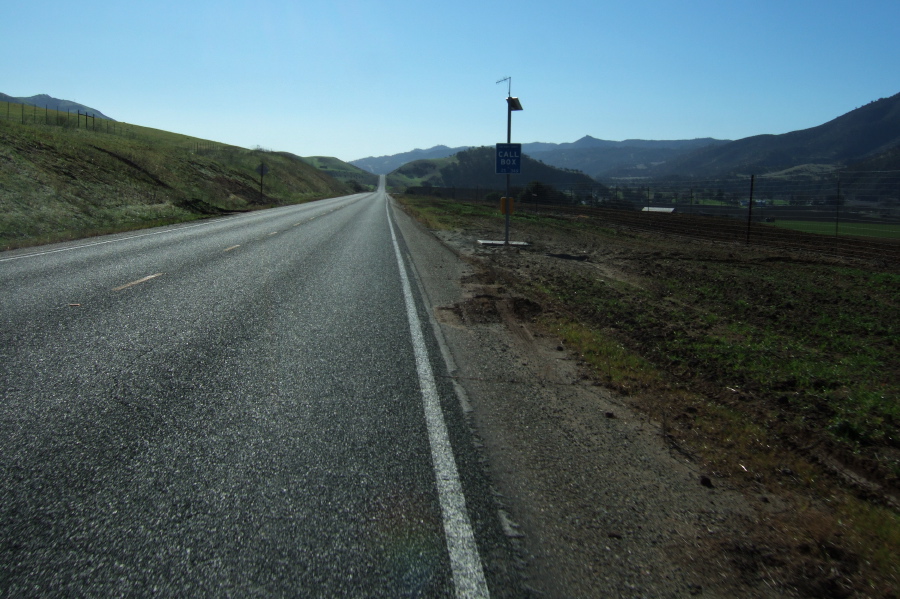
[390, 198, 766, 598]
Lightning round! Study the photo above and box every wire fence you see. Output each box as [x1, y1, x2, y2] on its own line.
[3, 100, 228, 154]
[1, 99, 133, 135]
[407, 172, 900, 266]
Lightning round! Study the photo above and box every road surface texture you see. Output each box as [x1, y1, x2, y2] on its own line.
[3, 182, 774, 598]
[0, 182, 523, 597]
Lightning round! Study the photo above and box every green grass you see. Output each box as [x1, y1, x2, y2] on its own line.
[395, 195, 497, 229]
[771, 219, 900, 239]
[0, 115, 350, 249]
[548, 317, 663, 392]
[657, 263, 899, 449]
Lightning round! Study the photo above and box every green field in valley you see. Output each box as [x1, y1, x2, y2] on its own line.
[769, 219, 900, 239]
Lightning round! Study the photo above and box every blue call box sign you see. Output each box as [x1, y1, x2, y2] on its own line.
[496, 143, 522, 174]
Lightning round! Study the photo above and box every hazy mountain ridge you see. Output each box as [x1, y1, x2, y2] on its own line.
[353, 137, 730, 180]
[522, 136, 732, 178]
[351, 145, 469, 175]
[355, 93, 900, 182]
[524, 135, 728, 153]
[1, 93, 114, 120]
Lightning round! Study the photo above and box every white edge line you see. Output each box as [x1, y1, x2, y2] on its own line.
[391, 204, 474, 417]
[0, 220, 221, 263]
[386, 197, 490, 598]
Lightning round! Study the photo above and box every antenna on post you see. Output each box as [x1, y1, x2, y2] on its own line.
[496, 76, 511, 97]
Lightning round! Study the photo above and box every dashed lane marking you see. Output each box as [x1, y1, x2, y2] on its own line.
[112, 273, 164, 291]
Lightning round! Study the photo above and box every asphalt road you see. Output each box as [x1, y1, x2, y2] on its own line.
[0, 181, 511, 596]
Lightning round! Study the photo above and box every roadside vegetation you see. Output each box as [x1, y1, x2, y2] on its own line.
[0, 114, 351, 250]
[398, 194, 900, 597]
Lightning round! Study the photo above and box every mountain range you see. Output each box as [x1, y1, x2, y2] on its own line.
[0, 93, 114, 120]
[650, 93, 900, 178]
[350, 138, 730, 179]
[8, 90, 898, 183]
[353, 92, 900, 181]
[523, 137, 731, 179]
[352, 145, 469, 175]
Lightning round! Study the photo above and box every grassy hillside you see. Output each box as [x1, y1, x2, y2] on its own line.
[389, 156, 458, 187]
[299, 155, 379, 190]
[0, 113, 350, 249]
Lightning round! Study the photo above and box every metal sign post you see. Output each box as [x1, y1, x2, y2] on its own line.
[256, 162, 269, 198]
[496, 142, 521, 244]
[495, 77, 523, 245]
[479, 80, 527, 247]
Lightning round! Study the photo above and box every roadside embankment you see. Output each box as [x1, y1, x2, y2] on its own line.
[0, 118, 349, 250]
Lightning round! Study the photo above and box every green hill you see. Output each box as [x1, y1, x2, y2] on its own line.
[391, 146, 597, 190]
[299, 155, 379, 191]
[0, 111, 350, 249]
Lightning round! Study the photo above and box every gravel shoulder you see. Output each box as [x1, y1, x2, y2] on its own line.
[392, 200, 774, 598]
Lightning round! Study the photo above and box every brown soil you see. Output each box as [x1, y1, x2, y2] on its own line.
[399, 199, 900, 598]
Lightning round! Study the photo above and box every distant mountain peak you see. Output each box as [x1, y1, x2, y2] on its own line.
[0, 92, 114, 120]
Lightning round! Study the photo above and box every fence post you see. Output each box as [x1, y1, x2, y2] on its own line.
[835, 178, 842, 237]
[746, 175, 755, 243]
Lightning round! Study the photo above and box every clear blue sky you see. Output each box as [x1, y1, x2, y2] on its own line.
[3, 0, 898, 162]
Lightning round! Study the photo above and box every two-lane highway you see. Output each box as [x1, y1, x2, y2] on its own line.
[0, 182, 500, 596]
